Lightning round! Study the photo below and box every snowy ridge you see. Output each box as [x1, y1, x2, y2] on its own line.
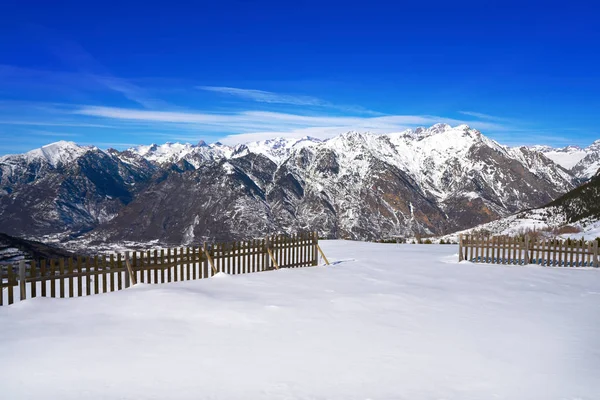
[1, 141, 94, 168]
[239, 136, 322, 164]
[0, 124, 585, 241]
[129, 141, 234, 168]
[531, 140, 600, 180]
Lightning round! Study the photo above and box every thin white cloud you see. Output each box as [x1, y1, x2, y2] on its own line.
[198, 86, 325, 106]
[73, 105, 509, 144]
[198, 86, 380, 115]
[458, 111, 514, 122]
[0, 120, 116, 128]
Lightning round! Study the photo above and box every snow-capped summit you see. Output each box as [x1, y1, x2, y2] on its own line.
[19, 141, 94, 168]
[242, 136, 321, 164]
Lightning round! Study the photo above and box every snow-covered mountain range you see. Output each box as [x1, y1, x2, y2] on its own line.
[0, 124, 591, 244]
[531, 141, 600, 181]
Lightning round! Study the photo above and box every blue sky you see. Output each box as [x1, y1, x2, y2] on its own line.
[0, 0, 599, 154]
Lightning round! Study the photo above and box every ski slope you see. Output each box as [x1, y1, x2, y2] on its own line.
[1, 241, 600, 399]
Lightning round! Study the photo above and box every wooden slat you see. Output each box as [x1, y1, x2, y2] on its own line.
[108, 254, 115, 292]
[68, 258, 74, 298]
[150, 250, 155, 284]
[252, 239, 256, 271]
[59, 258, 65, 298]
[244, 240, 249, 273]
[159, 249, 165, 283]
[131, 252, 137, 284]
[185, 247, 190, 281]
[287, 235, 292, 267]
[7, 264, 15, 305]
[136, 252, 143, 283]
[76, 257, 83, 297]
[483, 236, 488, 263]
[100, 255, 107, 293]
[201, 246, 209, 278]
[92, 256, 99, 294]
[0, 267, 3, 306]
[85, 257, 91, 296]
[568, 240, 574, 267]
[30, 261, 37, 298]
[179, 247, 184, 281]
[233, 242, 238, 274]
[229, 242, 234, 275]
[172, 247, 178, 282]
[118, 254, 124, 290]
[239, 241, 244, 274]
[40, 260, 47, 297]
[166, 248, 172, 283]
[280, 235, 285, 266]
[241, 241, 246, 273]
[293, 234, 297, 267]
[50, 259, 56, 297]
[191, 247, 197, 280]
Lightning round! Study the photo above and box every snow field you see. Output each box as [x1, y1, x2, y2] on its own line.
[1, 241, 600, 400]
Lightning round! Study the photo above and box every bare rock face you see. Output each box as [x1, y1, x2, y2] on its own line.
[0, 125, 579, 243]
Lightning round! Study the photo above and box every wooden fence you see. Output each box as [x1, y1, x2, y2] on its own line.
[459, 234, 600, 268]
[1, 232, 327, 306]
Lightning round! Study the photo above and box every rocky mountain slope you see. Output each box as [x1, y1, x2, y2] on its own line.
[440, 169, 600, 241]
[532, 141, 600, 181]
[0, 141, 156, 237]
[0, 125, 582, 243]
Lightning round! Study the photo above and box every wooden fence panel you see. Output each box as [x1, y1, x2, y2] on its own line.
[2, 233, 321, 307]
[460, 234, 599, 269]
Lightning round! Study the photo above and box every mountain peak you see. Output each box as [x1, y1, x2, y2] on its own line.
[428, 123, 452, 133]
[23, 141, 92, 167]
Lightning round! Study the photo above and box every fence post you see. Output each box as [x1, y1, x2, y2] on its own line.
[458, 234, 464, 262]
[19, 260, 26, 301]
[524, 235, 530, 265]
[203, 242, 217, 275]
[265, 235, 279, 270]
[312, 232, 319, 266]
[124, 252, 131, 288]
[264, 236, 270, 270]
[594, 240, 599, 268]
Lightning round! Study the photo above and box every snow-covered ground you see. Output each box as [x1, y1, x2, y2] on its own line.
[1, 241, 599, 400]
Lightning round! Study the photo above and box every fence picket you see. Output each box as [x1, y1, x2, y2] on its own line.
[7, 265, 14, 305]
[85, 257, 95, 296]
[76, 257, 82, 297]
[40, 260, 47, 297]
[31, 261, 37, 298]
